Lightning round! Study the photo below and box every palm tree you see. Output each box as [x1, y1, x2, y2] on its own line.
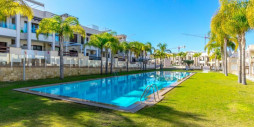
[0, 0, 33, 20]
[129, 41, 143, 70]
[37, 16, 86, 79]
[140, 43, 146, 70]
[152, 49, 159, 69]
[88, 32, 113, 75]
[221, 0, 249, 85]
[157, 43, 167, 69]
[172, 53, 177, 65]
[151, 48, 159, 69]
[177, 52, 187, 65]
[105, 36, 120, 74]
[144, 42, 152, 70]
[193, 53, 202, 66]
[209, 48, 222, 71]
[210, 8, 230, 76]
[119, 41, 130, 72]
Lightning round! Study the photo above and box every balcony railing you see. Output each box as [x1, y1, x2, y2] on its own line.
[0, 46, 10, 53]
[0, 22, 16, 30]
[89, 55, 101, 60]
[58, 51, 78, 57]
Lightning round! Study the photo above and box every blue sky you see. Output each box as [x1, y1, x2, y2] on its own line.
[36, 0, 253, 53]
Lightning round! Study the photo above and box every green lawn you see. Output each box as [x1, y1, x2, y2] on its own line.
[1, 70, 254, 127]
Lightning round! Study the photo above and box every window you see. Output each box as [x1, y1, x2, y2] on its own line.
[12, 18, 15, 24]
[70, 34, 78, 43]
[32, 45, 42, 51]
[32, 23, 39, 33]
[11, 39, 15, 45]
[0, 42, 7, 47]
[81, 36, 84, 44]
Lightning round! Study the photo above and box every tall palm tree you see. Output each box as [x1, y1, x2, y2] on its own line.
[120, 41, 130, 72]
[222, 0, 250, 85]
[177, 52, 187, 65]
[152, 48, 159, 69]
[140, 43, 146, 70]
[129, 41, 143, 70]
[211, 6, 230, 76]
[193, 53, 202, 66]
[172, 53, 177, 65]
[0, 0, 33, 20]
[144, 42, 152, 70]
[88, 32, 112, 75]
[36, 16, 86, 79]
[105, 36, 120, 74]
[157, 43, 167, 69]
[209, 48, 222, 71]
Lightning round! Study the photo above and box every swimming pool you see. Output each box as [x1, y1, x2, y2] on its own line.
[15, 71, 192, 112]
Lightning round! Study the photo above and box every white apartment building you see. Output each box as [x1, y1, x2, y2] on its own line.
[0, 1, 115, 62]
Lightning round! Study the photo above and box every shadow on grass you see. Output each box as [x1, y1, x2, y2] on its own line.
[1, 89, 208, 127]
[138, 104, 208, 127]
[0, 93, 139, 126]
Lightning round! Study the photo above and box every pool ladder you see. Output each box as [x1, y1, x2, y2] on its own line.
[140, 84, 160, 102]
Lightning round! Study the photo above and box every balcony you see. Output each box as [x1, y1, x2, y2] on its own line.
[0, 22, 16, 37]
[0, 46, 9, 53]
[0, 22, 16, 30]
[22, 26, 59, 42]
[21, 33, 53, 42]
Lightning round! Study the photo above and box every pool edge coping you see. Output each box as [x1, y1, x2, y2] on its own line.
[14, 71, 196, 113]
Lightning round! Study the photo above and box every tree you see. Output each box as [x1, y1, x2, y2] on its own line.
[105, 35, 120, 74]
[0, 0, 33, 20]
[37, 16, 86, 79]
[210, 6, 230, 76]
[151, 48, 159, 69]
[209, 48, 222, 71]
[193, 53, 202, 66]
[129, 41, 143, 70]
[183, 60, 194, 70]
[119, 41, 130, 72]
[88, 32, 114, 75]
[177, 52, 187, 65]
[172, 53, 177, 65]
[144, 42, 152, 70]
[222, 0, 249, 85]
[157, 43, 168, 69]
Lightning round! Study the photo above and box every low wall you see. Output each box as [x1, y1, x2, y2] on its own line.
[0, 67, 145, 82]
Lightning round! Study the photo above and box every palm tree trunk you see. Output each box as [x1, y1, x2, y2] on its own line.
[100, 47, 103, 75]
[221, 45, 225, 74]
[105, 49, 108, 74]
[224, 38, 228, 76]
[155, 58, 157, 69]
[144, 53, 147, 70]
[238, 35, 242, 84]
[129, 51, 132, 63]
[59, 36, 64, 79]
[215, 55, 217, 71]
[142, 51, 144, 70]
[241, 33, 247, 85]
[110, 52, 113, 74]
[160, 57, 162, 70]
[126, 52, 129, 72]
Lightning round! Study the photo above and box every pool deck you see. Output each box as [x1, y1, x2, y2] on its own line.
[14, 72, 195, 113]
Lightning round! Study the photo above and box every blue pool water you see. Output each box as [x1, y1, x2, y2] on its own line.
[31, 71, 190, 108]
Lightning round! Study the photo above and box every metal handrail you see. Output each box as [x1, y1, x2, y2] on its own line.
[140, 84, 160, 102]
